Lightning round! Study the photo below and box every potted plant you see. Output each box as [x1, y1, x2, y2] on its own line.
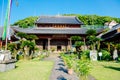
[66, 58, 73, 75]
[76, 55, 91, 80]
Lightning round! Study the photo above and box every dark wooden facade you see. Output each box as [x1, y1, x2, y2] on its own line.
[101, 24, 120, 42]
[36, 24, 81, 28]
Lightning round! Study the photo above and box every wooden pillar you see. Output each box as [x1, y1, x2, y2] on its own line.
[48, 38, 50, 50]
[0, 40, 2, 49]
[68, 38, 72, 50]
[69, 38, 72, 49]
[83, 37, 86, 51]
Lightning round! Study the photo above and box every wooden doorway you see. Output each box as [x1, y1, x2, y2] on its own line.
[57, 46, 61, 51]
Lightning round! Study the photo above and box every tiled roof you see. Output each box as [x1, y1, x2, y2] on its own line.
[12, 27, 103, 35]
[0, 27, 14, 38]
[111, 24, 120, 30]
[35, 16, 83, 24]
[101, 32, 120, 41]
[101, 24, 120, 41]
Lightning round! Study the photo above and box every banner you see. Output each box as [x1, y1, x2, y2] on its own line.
[2, 0, 12, 40]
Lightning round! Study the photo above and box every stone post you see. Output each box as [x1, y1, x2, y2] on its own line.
[48, 38, 51, 51]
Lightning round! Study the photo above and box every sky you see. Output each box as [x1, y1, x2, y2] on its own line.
[0, 0, 120, 26]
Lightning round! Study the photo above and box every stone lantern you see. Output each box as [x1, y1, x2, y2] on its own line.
[0, 50, 16, 72]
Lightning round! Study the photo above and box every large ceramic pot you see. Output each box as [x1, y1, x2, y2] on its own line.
[68, 68, 73, 75]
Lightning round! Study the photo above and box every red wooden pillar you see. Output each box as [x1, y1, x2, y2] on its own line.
[0, 40, 2, 49]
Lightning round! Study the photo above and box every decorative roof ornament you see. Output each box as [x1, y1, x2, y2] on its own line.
[104, 20, 118, 29]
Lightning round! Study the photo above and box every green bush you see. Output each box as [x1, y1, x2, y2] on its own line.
[39, 54, 45, 60]
[17, 54, 24, 60]
[118, 57, 120, 61]
[60, 54, 77, 69]
[101, 50, 111, 61]
[81, 50, 90, 59]
[66, 58, 73, 69]
[76, 55, 91, 80]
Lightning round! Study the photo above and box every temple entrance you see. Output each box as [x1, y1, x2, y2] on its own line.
[43, 39, 47, 50]
[36, 39, 69, 51]
[43, 41, 46, 50]
[57, 46, 61, 51]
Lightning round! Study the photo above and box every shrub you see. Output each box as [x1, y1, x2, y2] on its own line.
[39, 54, 45, 60]
[101, 50, 111, 61]
[66, 58, 73, 69]
[118, 57, 120, 61]
[76, 55, 91, 80]
[81, 50, 90, 59]
[17, 54, 24, 60]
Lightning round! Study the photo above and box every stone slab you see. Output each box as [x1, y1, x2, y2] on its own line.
[0, 62, 15, 72]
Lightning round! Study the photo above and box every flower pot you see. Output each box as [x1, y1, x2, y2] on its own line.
[68, 69, 73, 75]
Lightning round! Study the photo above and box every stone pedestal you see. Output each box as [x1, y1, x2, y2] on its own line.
[0, 50, 16, 72]
[90, 50, 97, 61]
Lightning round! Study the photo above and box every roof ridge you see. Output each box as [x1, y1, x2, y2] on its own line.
[35, 15, 83, 24]
[39, 15, 76, 18]
[34, 27, 86, 30]
[75, 17, 84, 25]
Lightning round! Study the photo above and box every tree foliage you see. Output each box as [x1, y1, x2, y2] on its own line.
[8, 42, 18, 59]
[15, 32, 38, 59]
[71, 36, 82, 41]
[16, 32, 38, 40]
[75, 41, 84, 47]
[8, 43, 17, 53]
[13, 16, 38, 28]
[26, 35, 38, 41]
[16, 32, 28, 39]
[86, 29, 102, 50]
[86, 29, 97, 36]
[64, 14, 120, 25]
[13, 14, 120, 28]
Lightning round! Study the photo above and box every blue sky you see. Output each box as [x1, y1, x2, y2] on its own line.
[0, 0, 120, 26]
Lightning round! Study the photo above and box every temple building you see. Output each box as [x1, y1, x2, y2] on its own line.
[11, 16, 103, 51]
[104, 20, 118, 29]
[101, 24, 120, 42]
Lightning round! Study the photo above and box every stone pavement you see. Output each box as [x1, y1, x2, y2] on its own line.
[44, 53, 96, 80]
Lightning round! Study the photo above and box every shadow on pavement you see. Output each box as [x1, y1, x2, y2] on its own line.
[56, 66, 68, 73]
[58, 63, 65, 66]
[57, 75, 67, 80]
